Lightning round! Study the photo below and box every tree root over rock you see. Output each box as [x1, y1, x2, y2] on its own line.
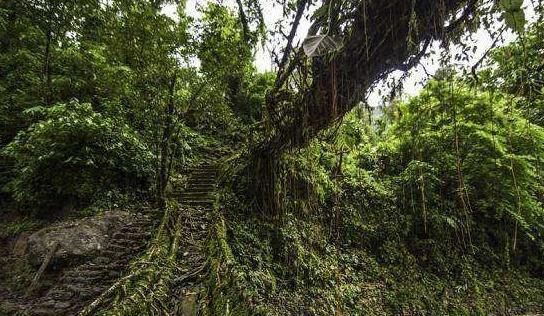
[79, 202, 208, 316]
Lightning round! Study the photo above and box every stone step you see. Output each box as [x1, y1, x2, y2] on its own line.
[180, 192, 212, 198]
[113, 231, 151, 240]
[184, 187, 214, 193]
[105, 252, 136, 262]
[93, 256, 113, 265]
[64, 269, 108, 278]
[107, 243, 145, 253]
[101, 249, 125, 258]
[189, 173, 217, 178]
[187, 166, 219, 174]
[179, 194, 212, 200]
[65, 285, 105, 299]
[119, 226, 144, 234]
[182, 190, 214, 196]
[33, 305, 69, 315]
[110, 238, 143, 247]
[187, 182, 216, 187]
[77, 262, 125, 271]
[181, 195, 215, 201]
[128, 219, 153, 226]
[62, 274, 110, 285]
[188, 176, 217, 181]
[188, 178, 216, 184]
[185, 184, 216, 190]
[187, 166, 218, 172]
[63, 269, 105, 278]
[181, 207, 213, 213]
[183, 200, 214, 206]
[48, 289, 75, 300]
[181, 198, 213, 205]
[187, 185, 215, 190]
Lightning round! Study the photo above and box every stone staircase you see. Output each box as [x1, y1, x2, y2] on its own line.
[167, 163, 219, 314]
[17, 162, 220, 315]
[27, 207, 159, 315]
[178, 164, 218, 207]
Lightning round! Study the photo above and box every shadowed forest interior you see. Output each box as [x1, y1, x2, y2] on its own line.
[1, 0, 544, 315]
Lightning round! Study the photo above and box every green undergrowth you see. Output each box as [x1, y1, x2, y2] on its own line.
[0, 217, 44, 239]
[206, 190, 544, 315]
[203, 77, 544, 313]
[200, 74, 544, 315]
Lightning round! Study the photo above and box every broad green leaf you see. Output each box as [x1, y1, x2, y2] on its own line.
[499, 0, 526, 33]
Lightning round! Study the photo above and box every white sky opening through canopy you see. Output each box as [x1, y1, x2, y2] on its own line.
[163, 0, 538, 108]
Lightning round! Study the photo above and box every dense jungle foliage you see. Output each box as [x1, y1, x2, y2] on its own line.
[1, 0, 543, 315]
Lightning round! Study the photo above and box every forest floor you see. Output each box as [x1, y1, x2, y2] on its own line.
[1, 160, 543, 315]
[0, 208, 157, 315]
[0, 163, 219, 315]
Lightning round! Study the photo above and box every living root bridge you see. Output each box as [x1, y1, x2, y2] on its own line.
[79, 163, 219, 315]
[79, 204, 202, 316]
[254, 0, 478, 217]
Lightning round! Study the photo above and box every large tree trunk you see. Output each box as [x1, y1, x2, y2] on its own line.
[254, 0, 476, 217]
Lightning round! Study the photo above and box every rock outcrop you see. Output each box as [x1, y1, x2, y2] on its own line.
[27, 208, 158, 315]
[27, 211, 132, 267]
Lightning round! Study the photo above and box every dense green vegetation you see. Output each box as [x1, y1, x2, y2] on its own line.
[3, 101, 154, 211]
[213, 75, 544, 313]
[1, 0, 543, 315]
[208, 17, 544, 314]
[0, 0, 247, 212]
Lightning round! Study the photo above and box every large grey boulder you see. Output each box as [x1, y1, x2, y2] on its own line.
[27, 211, 132, 267]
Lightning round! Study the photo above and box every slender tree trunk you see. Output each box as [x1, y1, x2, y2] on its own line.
[42, 0, 56, 106]
[332, 151, 344, 241]
[158, 74, 177, 209]
[43, 27, 52, 106]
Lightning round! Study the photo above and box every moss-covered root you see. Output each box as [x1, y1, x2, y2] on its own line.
[80, 204, 183, 316]
[203, 214, 253, 316]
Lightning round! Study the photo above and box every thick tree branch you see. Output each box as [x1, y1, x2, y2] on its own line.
[262, 0, 475, 156]
[252, 0, 481, 217]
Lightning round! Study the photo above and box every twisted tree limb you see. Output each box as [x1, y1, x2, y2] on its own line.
[254, 0, 482, 217]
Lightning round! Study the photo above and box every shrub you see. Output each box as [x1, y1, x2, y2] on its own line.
[2, 101, 155, 213]
[379, 79, 544, 262]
